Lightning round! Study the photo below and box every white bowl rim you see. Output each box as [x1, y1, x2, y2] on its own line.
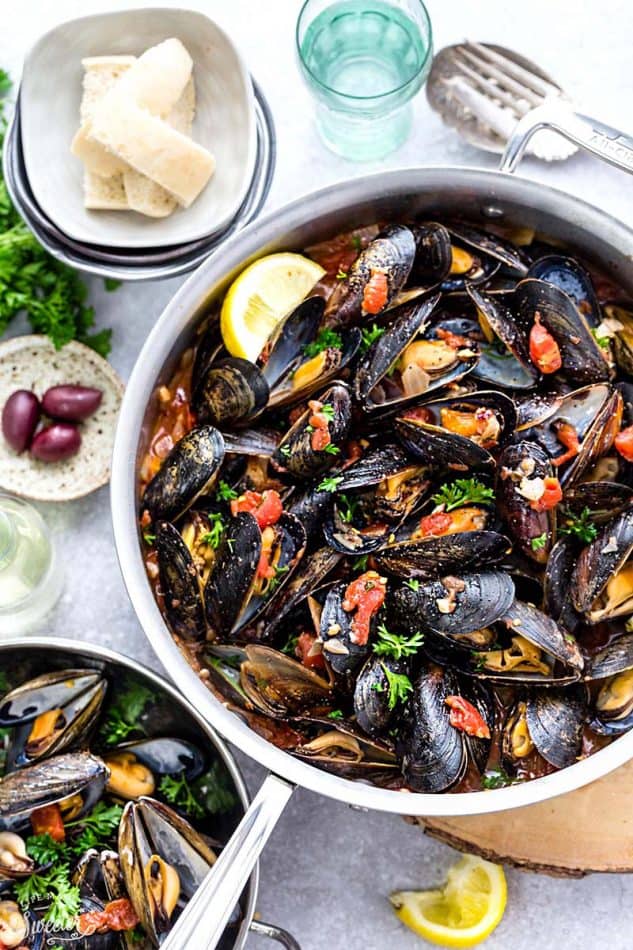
[20, 6, 257, 249]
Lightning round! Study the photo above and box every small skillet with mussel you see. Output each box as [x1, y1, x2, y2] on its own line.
[0, 640, 298, 950]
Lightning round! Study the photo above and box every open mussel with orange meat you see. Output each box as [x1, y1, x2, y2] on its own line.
[0, 663, 242, 948]
[139, 214, 633, 794]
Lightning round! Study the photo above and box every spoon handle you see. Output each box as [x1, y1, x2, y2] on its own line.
[500, 100, 633, 177]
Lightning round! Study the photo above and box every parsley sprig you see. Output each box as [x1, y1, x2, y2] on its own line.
[373, 665, 413, 710]
[159, 773, 204, 820]
[101, 679, 155, 745]
[531, 532, 548, 551]
[373, 624, 424, 660]
[201, 512, 226, 549]
[303, 329, 343, 358]
[360, 323, 386, 353]
[559, 506, 598, 544]
[432, 478, 495, 511]
[14, 864, 81, 930]
[318, 475, 343, 493]
[216, 480, 238, 502]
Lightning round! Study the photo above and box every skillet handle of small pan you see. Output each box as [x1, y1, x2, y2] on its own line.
[250, 919, 302, 948]
[500, 99, 633, 177]
[159, 773, 295, 950]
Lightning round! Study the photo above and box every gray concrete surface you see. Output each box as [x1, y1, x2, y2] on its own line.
[2, 1, 633, 947]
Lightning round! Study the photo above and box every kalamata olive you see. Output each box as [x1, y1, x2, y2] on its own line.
[30, 424, 81, 463]
[42, 385, 103, 422]
[2, 390, 41, 453]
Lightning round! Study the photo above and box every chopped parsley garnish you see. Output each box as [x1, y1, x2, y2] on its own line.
[432, 478, 495, 511]
[323, 443, 341, 455]
[353, 555, 369, 572]
[267, 564, 290, 595]
[160, 773, 205, 820]
[351, 234, 362, 252]
[328, 709, 344, 720]
[481, 768, 515, 790]
[104, 277, 121, 292]
[404, 579, 420, 592]
[336, 269, 348, 280]
[378, 665, 414, 710]
[373, 624, 424, 660]
[591, 328, 611, 350]
[320, 403, 336, 421]
[279, 445, 291, 458]
[216, 480, 238, 502]
[303, 329, 343, 358]
[101, 679, 155, 745]
[338, 493, 359, 523]
[559, 506, 598, 543]
[14, 864, 81, 930]
[143, 531, 156, 546]
[360, 323, 386, 354]
[281, 633, 299, 656]
[318, 475, 343, 493]
[201, 512, 225, 549]
[531, 532, 548, 551]
[65, 802, 124, 855]
[193, 761, 238, 814]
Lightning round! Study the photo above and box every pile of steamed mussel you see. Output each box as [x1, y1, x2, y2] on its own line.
[140, 218, 633, 794]
[0, 665, 240, 948]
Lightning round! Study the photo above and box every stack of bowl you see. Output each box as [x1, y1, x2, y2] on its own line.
[3, 8, 276, 281]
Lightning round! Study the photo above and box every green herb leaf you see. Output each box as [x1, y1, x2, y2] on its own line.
[380, 665, 413, 711]
[351, 234, 362, 252]
[26, 833, 69, 865]
[66, 802, 124, 848]
[143, 531, 156, 546]
[530, 532, 548, 551]
[0, 670, 9, 694]
[360, 323, 385, 354]
[216, 480, 238, 502]
[281, 634, 299, 656]
[327, 709, 344, 720]
[101, 678, 155, 745]
[103, 277, 121, 292]
[432, 478, 495, 512]
[336, 269, 348, 280]
[192, 760, 237, 815]
[200, 512, 225, 549]
[591, 327, 611, 350]
[159, 773, 205, 820]
[323, 443, 341, 455]
[559, 506, 598, 544]
[267, 563, 290, 596]
[352, 555, 369, 573]
[404, 579, 420, 592]
[303, 329, 343, 359]
[373, 624, 424, 660]
[338, 493, 359, 523]
[15, 864, 81, 931]
[318, 475, 343, 493]
[279, 445, 291, 458]
[481, 768, 515, 790]
[320, 403, 335, 421]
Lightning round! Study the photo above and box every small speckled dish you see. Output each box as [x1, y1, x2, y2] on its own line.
[0, 336, 124, 501]
[20, 8, 257, 249]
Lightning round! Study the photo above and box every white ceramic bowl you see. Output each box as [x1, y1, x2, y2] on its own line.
[20, 7, 257, 249]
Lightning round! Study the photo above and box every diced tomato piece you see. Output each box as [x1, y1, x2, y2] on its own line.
[552, 421, 581, 467]
[615, 424, 633, 462]
[308, 399, 332, 451]
[445, 695, 491, 739]
[529, 476, 563, 511]
[436, 327, 471, 349]
[418, 512, 453, 537]
[31, 803, 65, 842]
[362, 271, 389, 314]
[77, 899, 139, 936]
[529, 314, 562, 374]
[295, 632, 326, 671]
[231, 489, 283, 528]
[341, 571, 387, 645]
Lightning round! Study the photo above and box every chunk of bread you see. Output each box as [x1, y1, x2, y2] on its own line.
[113, 38, 192, 118]
[71, 56, 135, 178]
[83, 171, 129, 210]
[90, 95, 214, 208]
[123, 77, 195, 217]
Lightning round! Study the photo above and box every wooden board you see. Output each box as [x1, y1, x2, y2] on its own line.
[419, 759, 633, 876]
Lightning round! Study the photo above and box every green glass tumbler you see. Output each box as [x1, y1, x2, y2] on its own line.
[296, 0, 433, 162]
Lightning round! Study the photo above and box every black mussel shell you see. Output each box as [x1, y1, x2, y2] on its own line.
[192, 357, 269, 428]
[409, 222, 452, 285]
[528, 255, 601, 328]
[286, 485, 334, 546]
[273, 383, 352, 478]
[397, 666, 466, 793]
[585, 632, 633, 681]
[0, 752, 107, 825]
[591, 663, 633, 734]
[156, 521, 206, 641]
[515, 278, 611, 384]
[320, 581, 375, 677]
[143, 426, 225, 523]
[445, 221, 529, 276]
[291, 724, 398, 784]
[467, 286, 537, 390]
[526, 686, 588, 769]
[564, 481, 632, 523]
[323, 225, 417, 327]
[204, 511, 261, 637]
[113, 737, 205, 781]
[262, 296, 325, 389]
[606, 301, 633, 375]
[393, 571, 515, 639]
[259, 545, 342, 638]
[544, 537, 582, 635]
[376, 530, 511, 580]
[496, 441, 555, 565]
[240, 645, 333, 718]
[570, 508, 633, 620]
[221, 428, 279, 457]
[354, 655, 409, 737]
[269, 324, 362, 407]
[395, 390, 516, 471]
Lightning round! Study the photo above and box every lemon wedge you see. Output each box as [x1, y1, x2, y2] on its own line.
[390, 855, 507, 948]
[220, 253, 325, 361]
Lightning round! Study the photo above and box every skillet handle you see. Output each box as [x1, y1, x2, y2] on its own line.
[160, 773, 295, 950]
[500, 100, 633, 176]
